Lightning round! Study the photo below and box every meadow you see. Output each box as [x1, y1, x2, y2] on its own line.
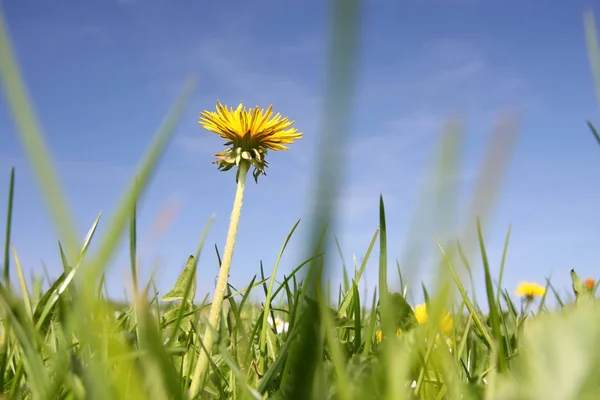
[2, 2, 600, 400]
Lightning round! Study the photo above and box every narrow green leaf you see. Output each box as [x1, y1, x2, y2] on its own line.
[259, 219, 300, 373]
[12, 245, 32, 319]
[570, 269, 587, 302]
[477, 219, 506, 372]
[352, 280, 361, 353]
[162, 256, 197, 303]
[436, 237, 493, 349]
[3, 167, 14, 285]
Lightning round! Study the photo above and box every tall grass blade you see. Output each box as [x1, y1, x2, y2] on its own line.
[285, 0, 361, 397]
[477, 219, 506, 372]
[3, 167, 14, 285]
[584, 10, 600, 110]
[83, 77, 196, 283]
[259, 219, 300, 373]
[0, 11, 79, 259]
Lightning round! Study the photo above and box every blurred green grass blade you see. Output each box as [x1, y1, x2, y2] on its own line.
[0, 287, 51, 398]
[12, 245, 32, 319]
[164, 257, 196, 346]
[361, 288, 377, 355]
[33, 214, 99, 333]
[137, 296, 186, 400]
[586, 121, 600, 146]
[548, 282, 565, 308]
[257, 323, 297, 394]
[0, 11, 80, 260]
[218, 345, 262, 400]
[130, 195, 138, 296]
[287, 0, 361, 394]
[496, 225, 511, 307]
[335, 236, 349, 292]
[477, 219, 506, 373]
[259, 219, 300, 373]
[75, 212, 102, 267]
[584, 10, 600, 111]
[351, 280, 361, 352]
[83, 76, 196, 284]
[570, 269, 587, 302]
[32, 271, 67, 333]
[378, 195, 391, 334]
[58, 241, 70, 271]
[338, 228, 378, 316]
[461, 113, 520, 256]
[536, 279, 551, 314]
[3, 167, 15, 285]
[164, 214, 214, 345]
[436, 237, 493, 349]
[317, 284, 351, 400]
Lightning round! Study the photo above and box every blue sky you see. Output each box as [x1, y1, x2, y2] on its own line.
[1, 0, 600, 306]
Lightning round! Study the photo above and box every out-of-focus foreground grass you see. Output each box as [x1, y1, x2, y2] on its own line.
[2, 2, 600, 399]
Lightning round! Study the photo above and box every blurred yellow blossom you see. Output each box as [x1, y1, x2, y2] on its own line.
[514, 281, 546, 299]
[414, 303, 453, 335]
[375, 328, 403, 343]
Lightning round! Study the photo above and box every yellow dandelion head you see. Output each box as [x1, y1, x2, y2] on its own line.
[414, 304, 428, 325]
[514, 281, 546, 299]
[199, 100, 303, 182]
[440, 312, 453, 335]
[375, 327, 403, 344]
[414, 303, 453, 335]
[585, 278, 595, 290]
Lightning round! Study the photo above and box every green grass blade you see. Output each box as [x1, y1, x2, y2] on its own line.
[130, 194, 138, 296]
[361, 288, 378, 356]
[12, 245, 32, 319]
[584, 11, 600, 111]
[352, 279, 361, 353]
[259, 219, 300, 373]
[378, 195, 390, 334]
[496, 225, 512, 308]
[284, 0, 360, 396]
[0, 11, 80, 260]
[83, 76, 197, 283]
[586, 121, 600, 146]
[477, 219, 506, 372]
[436, 237, 493, 349]
[3, 167, 14, 285]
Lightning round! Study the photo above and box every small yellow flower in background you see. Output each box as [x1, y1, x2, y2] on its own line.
[199, 101, 303, 182]
[414, 303, 453, 335]
[514, 281, 546, 299]
[585, 278, 595, 290]
[414, 303, 428, 325]
[375, 328, 403, 343]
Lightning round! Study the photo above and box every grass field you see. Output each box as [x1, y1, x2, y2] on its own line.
[2, 2, 600, 400]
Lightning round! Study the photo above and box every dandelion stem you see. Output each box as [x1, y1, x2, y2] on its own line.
[189, 160, 250, 398]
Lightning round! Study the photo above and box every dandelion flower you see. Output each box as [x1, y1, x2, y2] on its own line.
[199, 101, 303, 182]
[414, 303, 453, 335]
[414, 304, 428, 325]
[375, 328, 403, 343]
[585, 278, 595, 290]
[514, 281, 546, 299]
